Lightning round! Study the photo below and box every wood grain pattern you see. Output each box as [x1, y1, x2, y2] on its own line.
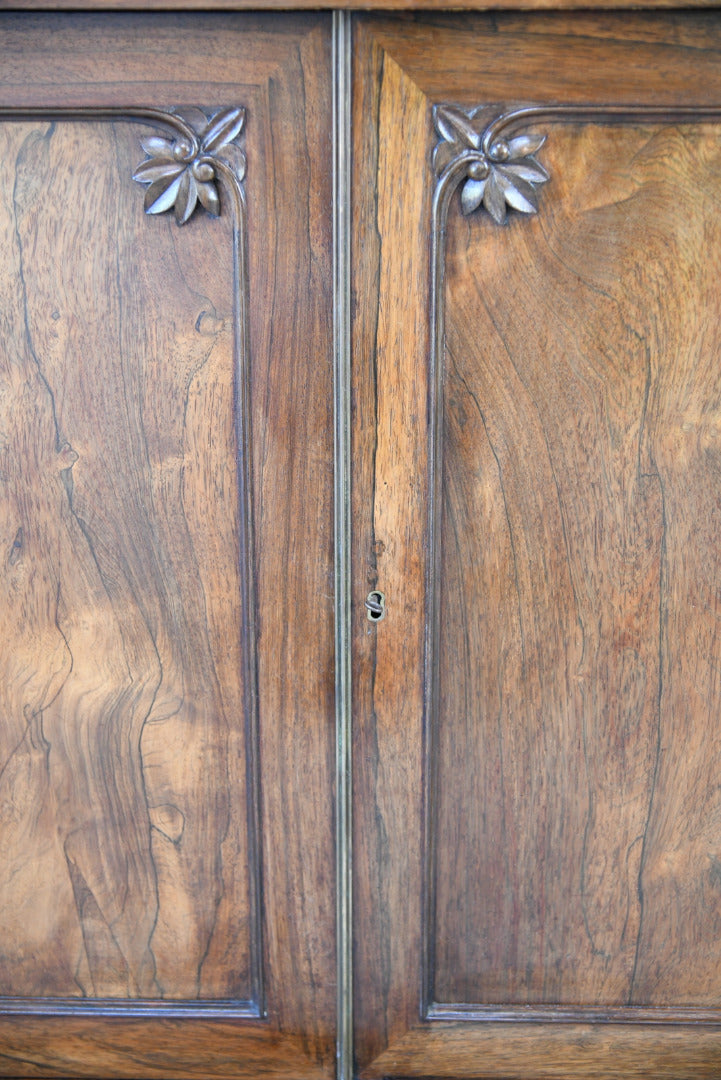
[434, 120, 721, 1008]
[353, 12, 721, 1078]
[364, 11, 721, 105]
[0, 13, 335, 1078]
[0, 116, 252, 1004]
[360, 1022, 721, 1079]
[351, 19, 432, 1076]
[0, 1018, 325, 1078]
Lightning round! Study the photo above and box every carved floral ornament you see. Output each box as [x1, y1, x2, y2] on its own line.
[433, 104, 549, 225]
[133, 106, 246, 225]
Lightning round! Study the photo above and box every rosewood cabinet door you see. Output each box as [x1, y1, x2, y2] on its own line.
[0, 14, 335, 1079]
[352, 13, 721, 1078]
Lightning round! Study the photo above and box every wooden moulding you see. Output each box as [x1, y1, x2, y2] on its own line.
[1, 0, 720, 10]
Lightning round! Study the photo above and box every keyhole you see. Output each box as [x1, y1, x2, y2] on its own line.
[365, 590, 386, 622]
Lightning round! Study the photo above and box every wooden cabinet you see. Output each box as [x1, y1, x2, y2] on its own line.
[3, 8, 721, 1079]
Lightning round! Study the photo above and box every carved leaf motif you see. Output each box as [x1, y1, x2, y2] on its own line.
[502, 160, 549, 184]
[140, 135, 174, 158]
[133, 106, 246, 225]
[434, 104, 482, 149]
[196, 180, 220, 216]
[133, 160, 185, 184]
[507, 132, 546, 157]
[201, 106, 245, 153]
[483, 172, 508, 225]
[434, 104, 550, 225]
[175, 170, 197, 225]
[461, 178, 486, 215]
[495, 167, 539, 214]
[144, 174, 183, 215]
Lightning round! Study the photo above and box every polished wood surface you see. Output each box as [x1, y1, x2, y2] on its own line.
[2, 0, 719, 10]
[0, 1019, 324, 1079]
[352, 12, 721, 1078]
[6, 8, 721, 1078]
[436, 120, 721, 1008]
[362, 1023, 721, 1080]
[0, 13, 335, 1078]
[0, 116, 253, 1004]
[351, 16, 431, 1076]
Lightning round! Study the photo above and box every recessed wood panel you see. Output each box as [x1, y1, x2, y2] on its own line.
[0, 116, 254, 1004]
[432, 120, 721, 1009]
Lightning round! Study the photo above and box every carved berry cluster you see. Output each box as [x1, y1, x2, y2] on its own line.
[433, 105, 549, 225]
[133, 107, 246, 225]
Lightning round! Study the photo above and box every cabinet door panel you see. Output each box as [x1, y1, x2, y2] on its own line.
[435, 118, 721, 1010]
[0, 14, 334, 1078]
[0, 116, 255, 1006]
[353, 13, 721, 1077]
